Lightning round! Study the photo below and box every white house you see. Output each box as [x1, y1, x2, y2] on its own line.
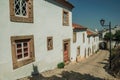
[87, 29, 99, 56]
[72, 23, 88, 62]
[72, 23, 100, 62]
[0, 0, 74, 80]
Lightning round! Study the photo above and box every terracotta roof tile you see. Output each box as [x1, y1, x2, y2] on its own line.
[87, 29, 98, 36]
[87, 30, 94, 36]
[72, 23, 87, 30]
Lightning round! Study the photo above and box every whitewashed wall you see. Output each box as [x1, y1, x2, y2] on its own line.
[0, 0, 73, 80]
[72, 31, 88, 61]
[86, 35, 99, 58]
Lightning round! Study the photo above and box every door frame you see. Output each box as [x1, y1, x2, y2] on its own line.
[76, 46, 81, 62]
[63, 39, 70, 63]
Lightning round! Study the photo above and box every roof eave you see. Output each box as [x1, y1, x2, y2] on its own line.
[73, 28, 87, 32]
[55, 0, 74, 10]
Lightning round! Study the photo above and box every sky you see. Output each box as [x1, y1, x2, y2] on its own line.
[68, 0, 120, 31]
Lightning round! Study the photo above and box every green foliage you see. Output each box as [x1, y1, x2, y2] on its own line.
[111, 46, 120, 78]
[95, 49, 99, 54]
[114, 30, 120, 41]
[104, 32, 113, 40]
[57, 62, 65, 69]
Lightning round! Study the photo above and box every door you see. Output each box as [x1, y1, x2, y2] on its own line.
[85, 48, 86, 58]
[88, 48, 90, 56]
[63, 39, 70, 63]
[76, 46, 81, 62]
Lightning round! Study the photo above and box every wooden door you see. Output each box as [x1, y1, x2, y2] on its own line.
[63, 40, 70, 63]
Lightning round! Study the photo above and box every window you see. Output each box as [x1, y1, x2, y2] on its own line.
[73, 32, 76, 43]
[11, 35, 35, 69]
[14, 0, 27, 16]
[47, 37, 53, 50]
[63, 10, 69, 26]
[9, 0, 33, 23]
[83, 33, 85, 43]
[88, 38, 90, 44]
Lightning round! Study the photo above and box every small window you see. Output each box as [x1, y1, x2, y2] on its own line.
[83, 33, 85, 43]
[63, 10, 69, 26]
[11, 35, 35, 69]
[9, 0, 33, 23]
[47, 37, 53, 50]
[15, 39, 30, 61]
[73, 32, 76, 43]
[88, 38, 90, 44]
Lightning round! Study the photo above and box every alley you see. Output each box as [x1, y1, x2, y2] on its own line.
[25, 50, 117, 80]
[63, 50, 114, 79]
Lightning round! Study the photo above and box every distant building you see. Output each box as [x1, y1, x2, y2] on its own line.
[100, 25, 120, 39]
[72, 23, 87, 62]
[72, 23, 99, 62]
[87, 29, 99, 55]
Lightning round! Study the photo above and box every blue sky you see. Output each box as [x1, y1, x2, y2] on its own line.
[68, 0, 120, 31]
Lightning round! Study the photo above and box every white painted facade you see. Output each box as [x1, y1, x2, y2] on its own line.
[72, 23, 100, 62]
[87, 32, 99, 56]
[0, 0, 73, 80]
[72, 23, 92, 61]
[86, 36, 93, 56]
[72, 30, 88, 61]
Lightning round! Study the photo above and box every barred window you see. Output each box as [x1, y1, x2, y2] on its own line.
[15, 0, 27, 17]
[10, 0, 33, 23]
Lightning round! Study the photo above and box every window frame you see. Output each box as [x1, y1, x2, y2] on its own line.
[9, 0, 33, 23]
[83, 33, 85, 43]
[11, 35, 35, 69]
[88, 37, 90, 44]
[63, 10, 69, 26]
[47, 37, 53, 50]
[73, 32, 76, 43]
[15, 40, 30, 61]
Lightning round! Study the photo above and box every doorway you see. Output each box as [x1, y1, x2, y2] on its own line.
[63, 39, 70, 63]
[76, 46, 81, 62]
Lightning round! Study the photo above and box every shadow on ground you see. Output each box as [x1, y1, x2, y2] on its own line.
[98, 59, 116, 78]
[26, 65, 104, 80]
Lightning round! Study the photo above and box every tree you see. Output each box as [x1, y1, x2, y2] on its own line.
[114, 30, 120, 41]
[104, 32, 113, 41]
[114, 30, 120, 47]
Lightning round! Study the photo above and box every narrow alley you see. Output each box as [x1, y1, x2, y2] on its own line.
[20, 50, 118, 80]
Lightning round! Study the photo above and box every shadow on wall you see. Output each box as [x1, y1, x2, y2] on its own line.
[22, 65, 104, 80]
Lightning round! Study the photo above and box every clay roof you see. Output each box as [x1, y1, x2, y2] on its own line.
[87, 29, 98, 37]
[72, 23, 87, 30]
[87, 30, 94, 36]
